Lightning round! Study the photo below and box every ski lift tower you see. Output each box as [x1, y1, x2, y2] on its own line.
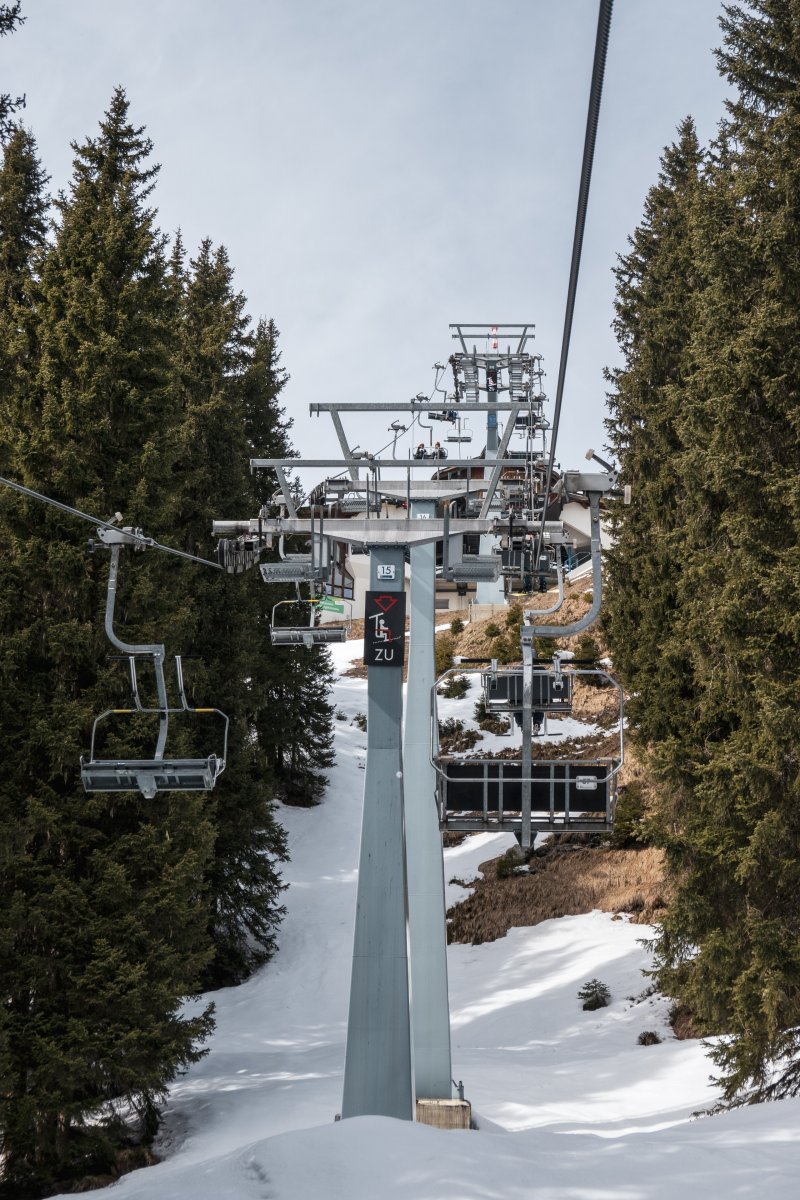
[210, 318, 584, 1120]
[449, 324, 549, 605]
[212, 389, 543, 1117]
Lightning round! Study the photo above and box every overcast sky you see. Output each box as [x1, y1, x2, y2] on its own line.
[5, 0, 731, 484]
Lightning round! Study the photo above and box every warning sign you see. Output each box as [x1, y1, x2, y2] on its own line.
[364, 591, 406, 668]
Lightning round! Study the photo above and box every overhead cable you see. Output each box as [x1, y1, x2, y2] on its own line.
[0, 474, 225, 570]
[538, 0, 613, 540]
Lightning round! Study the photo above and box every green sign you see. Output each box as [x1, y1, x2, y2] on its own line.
[318, 596, 345, 613]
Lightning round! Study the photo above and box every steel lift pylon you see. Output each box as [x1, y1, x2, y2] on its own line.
[211, 321, 621, 1120]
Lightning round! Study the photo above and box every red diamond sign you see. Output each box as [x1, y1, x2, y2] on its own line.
[374, 594, 398, 613]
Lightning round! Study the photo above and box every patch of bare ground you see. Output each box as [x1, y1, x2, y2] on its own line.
[669, 1003, 703, 1041]
[68, 1145, 160, 1193]
[570, 679, 621, 727]
[444, 581, 595, 661]
[447, 842, 669, 945]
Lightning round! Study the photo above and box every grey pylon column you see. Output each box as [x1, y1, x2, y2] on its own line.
[477, 356, 505, 603]
[404, 502, 453, 1099]
[342, 545, 413, 1120]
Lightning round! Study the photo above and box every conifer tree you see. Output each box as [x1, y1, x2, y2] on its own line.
[607, 1, 800, 1105]
[0, 92, 215, 1196]
[167, 240, 289, 988]
[242, 319, 336, 807]
[603, 117, 705, 748]
[0, 124, 47, 471]
[652, 0, 800, 1104]
[0, 119, 48, 1191]
[259, 640, 336, 805]
[0, 3, 26, 138]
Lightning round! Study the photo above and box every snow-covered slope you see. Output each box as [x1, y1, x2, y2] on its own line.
[73, 638, 800, 1199]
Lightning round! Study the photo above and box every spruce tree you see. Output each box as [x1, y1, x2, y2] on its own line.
[0, 124, 47, 472]
[607, 1, 800, 1105]
[167, 240, 289, 988]
[0, 91, 215, 1196]
[0, 3, 25, 138]
[603, 117, 705, 749]
[242, 319, 337, 807]
[0, 119, 48, 1192]
[654, 0, 800, 1104]
[259, 640, 336, 806]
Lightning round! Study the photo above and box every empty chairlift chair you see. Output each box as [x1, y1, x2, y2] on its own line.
[483, 664, 573, 718]
[259, 515, 331, 586]
[270, 598, 351, 647]
[433, 660, 623, 843]
[446, 418, 472, 445]
[436, 756, 615, 833]
[499, 539, 532, 579]
[80, 530, 228, 800]
[439, 509, 501, 584]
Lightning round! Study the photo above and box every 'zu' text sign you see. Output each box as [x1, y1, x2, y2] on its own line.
[364, 591, 406, 668]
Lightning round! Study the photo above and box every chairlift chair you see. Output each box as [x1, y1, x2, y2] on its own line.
[440, 554, 500, 583]
[80, 529, 228, 800]
[499, 540, 533, 577]
[340, 494, 369, 512]
[260, 545, 328, 585]
[259, 519, 330, 584]
[432, 661, 623, 842]
[446, 418, 472, 444]
[439, 511, 501, 583]
[270, 597, 351, 647]
[483, 665, 573, 716]
[436, 756, 617, 834]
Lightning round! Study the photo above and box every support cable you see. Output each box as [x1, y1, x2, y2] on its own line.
[537, 0, 613, 543]
[0, 473, 225, 570]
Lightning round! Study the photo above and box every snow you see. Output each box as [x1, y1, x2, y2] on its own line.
[65, 634, 800, 1199]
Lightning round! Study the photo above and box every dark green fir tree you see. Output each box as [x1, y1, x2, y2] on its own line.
[607, 0, 800, 1107]
[259, 639, 336, 806]
[0, 118, 48, 1184]
[0, 123, 48, 471]
[603, 116, 705, 749]
[0, 3, 26, 138]
[167, 239, 289, 988]
[651, 0, 800, 1106]
[243, 319, 336, 807]
[0, 91, 214, 1197]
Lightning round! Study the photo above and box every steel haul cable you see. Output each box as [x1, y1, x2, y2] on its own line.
[0, 474, 225, 570]
[537, 0, 613, 545]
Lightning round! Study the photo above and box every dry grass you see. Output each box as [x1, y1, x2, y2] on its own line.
[670, 1003, 704, 1041]
[447, 843, 669, 945]
[445, 580, 596, 659]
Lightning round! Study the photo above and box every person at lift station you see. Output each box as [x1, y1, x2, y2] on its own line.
[414, 442, 429, 460]
[431, 441, 448, 460]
